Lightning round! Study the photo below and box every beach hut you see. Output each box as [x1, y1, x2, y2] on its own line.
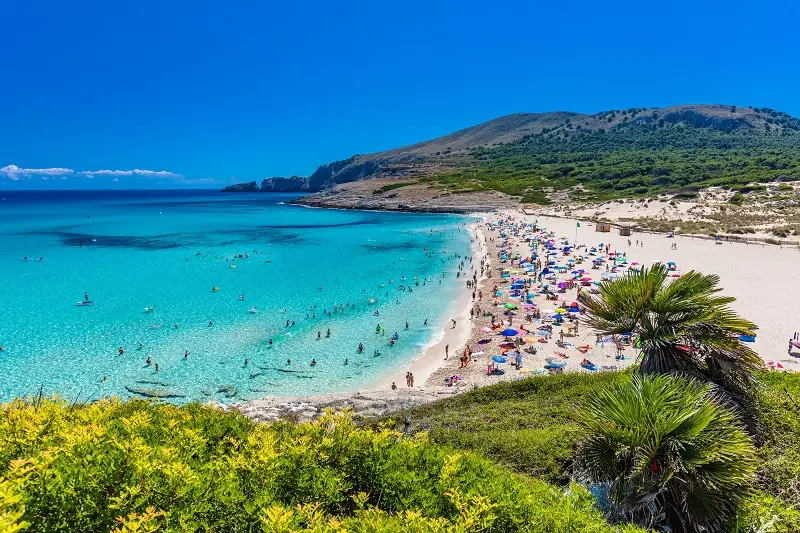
[618, 223, 633, 236]
[595, 222, 611, 233]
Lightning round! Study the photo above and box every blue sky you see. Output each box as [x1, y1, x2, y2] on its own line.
[1, 0, 798, 189]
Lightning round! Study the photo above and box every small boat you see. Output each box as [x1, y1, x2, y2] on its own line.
[248, 307, 257, 314]
[144, 306, 155, 312]
[211, 287, 220, 292]
[76, 301, 95, 306]
[229, 264, 237, 268]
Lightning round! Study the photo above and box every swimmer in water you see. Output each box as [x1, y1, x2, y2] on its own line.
[146, 356, 151, 365]
[311, 358, 317, 366]
[357, 343, 364, 353]
[208, 320, 214, 327]
[269, 338, 273, 345]
[84, 292, 89, 303]
[374, 349, 381, 356]
[137, 343, 143, 350]
[244, 359, 248, 366]
[326, 328, 331, 338]
[118, 346, 124, 356]
[154, 363, 159, 372]
[174, 323, 179, 329]
[287, 359, 291, 365]
[317, 331, 321, 340]
[424, 319, 428, 325]
[344, 358, 348, 365]
[184, 350, 190, 358]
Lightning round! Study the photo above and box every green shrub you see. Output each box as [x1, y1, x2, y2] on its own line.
[386, 372, 627, 485]
[0, 398, 640, 532]
[575, 374, 756, 533]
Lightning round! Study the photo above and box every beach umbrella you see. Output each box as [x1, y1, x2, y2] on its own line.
[581, 276, 592, 282]
[492, 355, 507, 364]
[500, 328, 519, 336]
[504, 303, 517, 310]
[553, 313, 563, 320]
[767, 361, 784, 369]
[555, 307, 567, 314]
[557, 282, 567, 289]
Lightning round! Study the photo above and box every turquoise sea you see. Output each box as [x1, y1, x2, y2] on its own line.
[0, 190, 471, 403]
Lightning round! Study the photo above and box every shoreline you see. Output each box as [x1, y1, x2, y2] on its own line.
[227, 205, 800, 423]
[373, 220, 486, 390]
[222, 218, 485, 421]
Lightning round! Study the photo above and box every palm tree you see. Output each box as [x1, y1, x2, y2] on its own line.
[581, 264, 762, 408]
[576, 374, 756, 533]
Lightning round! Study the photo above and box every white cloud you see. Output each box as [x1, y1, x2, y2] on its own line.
[82, 169, 181, 178]
[1, 164, 182, 181]
[0, 164, 74, 180]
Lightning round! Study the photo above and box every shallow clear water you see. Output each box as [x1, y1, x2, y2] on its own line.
[0, 190, 470, 403]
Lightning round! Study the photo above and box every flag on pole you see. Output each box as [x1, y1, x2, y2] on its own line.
[576, 222, 581, 228]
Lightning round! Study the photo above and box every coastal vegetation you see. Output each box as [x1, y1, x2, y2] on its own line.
[424, 120, 800, 202]
[2, 372, 799, 532]
[389, 371, 800, 532]
[575, 374, 756, 532]
[0, 399, 641, 532]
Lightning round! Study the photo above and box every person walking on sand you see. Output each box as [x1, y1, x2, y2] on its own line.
[391, 381, 397, 390]
[451, 319, 457, 329]
[405, 372, 411, 387]
[408, 372, 414, 387]
[445, 344, 449, 360]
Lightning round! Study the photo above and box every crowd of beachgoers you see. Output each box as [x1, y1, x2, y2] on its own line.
[425, 215, 642, 389]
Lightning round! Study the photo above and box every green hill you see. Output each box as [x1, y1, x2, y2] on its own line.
[230, 104, 800, 205]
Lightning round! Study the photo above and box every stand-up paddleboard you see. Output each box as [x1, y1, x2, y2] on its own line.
[76, 301, 95, 306]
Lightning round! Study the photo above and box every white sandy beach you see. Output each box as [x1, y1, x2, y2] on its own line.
[529, 212, 800, 369]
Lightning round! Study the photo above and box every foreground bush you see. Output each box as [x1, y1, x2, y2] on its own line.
[576, 374, 756, 533]
[0, 398, 642, 532]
